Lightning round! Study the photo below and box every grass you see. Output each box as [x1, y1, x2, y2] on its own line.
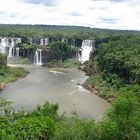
[0, 66, 28, 84]
[63, 59, 81, 68]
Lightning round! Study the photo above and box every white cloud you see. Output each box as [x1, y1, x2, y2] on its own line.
[0, 0, 140, 30]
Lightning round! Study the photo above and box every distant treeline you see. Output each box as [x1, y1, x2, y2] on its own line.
[0, 24, 140, 40]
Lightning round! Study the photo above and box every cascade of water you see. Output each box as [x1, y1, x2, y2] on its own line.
[34, 49, 42, 65]
[62, 38, 68, 45]
[29, 38, 32, 44]
[40, 39, 44, 45]
[76, 50, 81, 61]
[44, 38, 49, 45]
[79, 40, 95, 63]
[16, 47, 19, 57]
[8, 47, 14, 58]
[71, 39, 75, 47]
[17, 38, 22, 43]
[8, 38, 15, 58]
[62, 38, 64, 43]
[0, 38, 7, 54]
[0, 37, 21, 58]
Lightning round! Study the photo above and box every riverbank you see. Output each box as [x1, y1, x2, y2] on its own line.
[0, 66, 28, 91]
[80, 61, 117, 103]
[82, 74, 117, 103]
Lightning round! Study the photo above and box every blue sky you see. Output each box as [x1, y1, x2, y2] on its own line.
[0, 0, 140, 30]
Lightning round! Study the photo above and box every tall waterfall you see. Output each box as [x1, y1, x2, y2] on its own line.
[8, 38, 14, 58]
[16, 47, 19, 57]
[79, 40, 95, 63]
[40, 39, 44, 45]
[34, 49, 42, 65]
[44, 38, 49, 45]
[0, 38, 7, 54]
[8, 47, 14, 58]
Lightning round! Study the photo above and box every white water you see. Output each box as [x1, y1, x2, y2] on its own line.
[44, 38, 49, 45]
[0, 37, 21, 58]
[79, 40, 95, 63]
[34, 49, 42, 65]
[0, 38, 7, 54]
[16, 47, 19, 57]
[40, 39, 44, 45]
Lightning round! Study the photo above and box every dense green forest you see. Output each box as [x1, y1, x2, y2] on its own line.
[1, 24, 140, 40]
[83, 34, 140, 100]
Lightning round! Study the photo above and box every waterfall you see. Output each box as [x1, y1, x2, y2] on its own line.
[0, 37, 21, 58]
[29, 38, 32, 44]
[16, 47, 19, 57]
[62, 38, 68, 45]
[40, 39, 44, 45]
[8, 38, 15, 58]
[71, 39, 75, 47]
[8, 47, 14, 58]
[76, 50, 81, 61]
[44, 38, 49, 45]
[79, 40, 95, 63]
[0, 38, 7, 54]
[34, 49, 42, 65]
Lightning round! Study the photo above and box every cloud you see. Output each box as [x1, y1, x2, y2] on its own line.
[0, 0, 140, 30]
[111, 0, 127, 2]
[23, 0, 57, 6]
[70, 12, 81, 17]
[100, 18, 119, 24]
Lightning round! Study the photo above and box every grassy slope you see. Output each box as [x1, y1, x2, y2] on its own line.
[0, 66, 28, 89]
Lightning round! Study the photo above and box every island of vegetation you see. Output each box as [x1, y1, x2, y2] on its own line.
[0, 53, 28, 91]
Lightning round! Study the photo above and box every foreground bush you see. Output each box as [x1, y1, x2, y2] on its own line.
[0, 91, 139, 140]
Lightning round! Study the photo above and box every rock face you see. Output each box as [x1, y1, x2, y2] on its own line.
[19, 48, 57, 64]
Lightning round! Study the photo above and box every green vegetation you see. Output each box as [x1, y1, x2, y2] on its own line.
[48, 41, 79, 62]
[0, 53, 28, 90]
[47, 59, 80, 68]
[63, 59, 81, 68]
[0, 91, 139, 140]
[16, 43, 37, 49]
[84, 35, 140, 101]
[0, 66, 28, 84]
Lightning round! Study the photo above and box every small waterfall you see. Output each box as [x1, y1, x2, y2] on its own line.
[8, 47, 14, 58]
[29, 38, 32, 44]
[0, 37, 21, 58]
[40, 39, 44, 45]
[79, 40, 95, 63]
[34, 49, 42, 65]
[71, 39, 75, 47]
[62, 38, 68, 45]
[44, 38, 49, 45]
[62, 38, 65, 43]
[16, 47, 19, 57]
[8, 38, 15, 58]
[0, 38, 7, 54]
[76, 51, 81, 61]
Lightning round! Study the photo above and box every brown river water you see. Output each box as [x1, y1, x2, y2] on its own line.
[0, 65, 110, 120]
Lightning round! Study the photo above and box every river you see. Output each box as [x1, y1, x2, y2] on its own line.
[0, 65, 110, 120]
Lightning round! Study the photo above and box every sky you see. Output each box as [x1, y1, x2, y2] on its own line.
[0, 0, 140, 30]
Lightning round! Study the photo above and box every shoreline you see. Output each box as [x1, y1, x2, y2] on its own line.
[0, 65, 28, 92]
[79, 66, 115, 103]
[82, 83, 115, 103]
